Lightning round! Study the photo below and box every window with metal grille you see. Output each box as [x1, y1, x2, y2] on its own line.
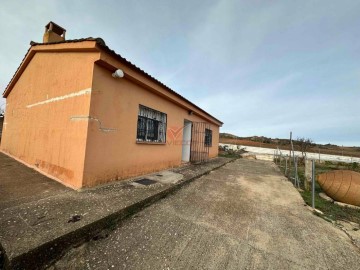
[137, 105, 167, 143]
[205, 128, 212, 146]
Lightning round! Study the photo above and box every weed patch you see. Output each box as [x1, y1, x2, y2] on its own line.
[278, 162, 360, 224]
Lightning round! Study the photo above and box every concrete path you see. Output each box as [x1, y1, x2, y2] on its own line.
[52, 159, 360, 270]
[0, 151, 233, 269]
[0, 152, 71, 211]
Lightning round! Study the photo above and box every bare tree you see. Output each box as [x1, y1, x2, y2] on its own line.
[0, 103, 5, 117]
[296, 137, 314, 158]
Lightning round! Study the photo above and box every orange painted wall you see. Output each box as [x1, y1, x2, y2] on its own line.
[0, 51, 99, 188]
[82, 61, 219, 187]
[1, 43, 220, 189]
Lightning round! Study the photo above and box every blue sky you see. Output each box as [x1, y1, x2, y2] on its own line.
[1, 0, 359, 146]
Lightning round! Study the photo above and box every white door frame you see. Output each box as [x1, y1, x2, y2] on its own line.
[181, 120, 192, 162]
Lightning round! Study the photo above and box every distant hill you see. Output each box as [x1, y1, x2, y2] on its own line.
[219, 133, 241, 139]
[220, 133, 288, 145]
[219, 133, 360, 158]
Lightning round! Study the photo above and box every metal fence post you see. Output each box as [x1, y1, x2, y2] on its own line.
[285, 157, 288, 175]
[294, 156, 300, 188]
[275, 151, 277, 164]
[312, 160, 315, 209]
[294, 156, 297, 186]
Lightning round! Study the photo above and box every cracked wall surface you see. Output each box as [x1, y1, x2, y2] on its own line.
[0, 45, 220, 189]
[82, 61, 219, 187]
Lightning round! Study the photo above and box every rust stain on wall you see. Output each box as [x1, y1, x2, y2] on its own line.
[36, 159, 74, 180]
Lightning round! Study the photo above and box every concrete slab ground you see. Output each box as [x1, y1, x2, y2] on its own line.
[52, 159, 360, 270]
[0, 153, 71, 211]
[0, 152, 233, 269]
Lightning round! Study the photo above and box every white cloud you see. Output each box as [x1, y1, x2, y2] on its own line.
[1, 0, 360, 145]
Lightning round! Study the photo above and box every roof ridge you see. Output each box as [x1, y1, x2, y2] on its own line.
[29, 37, 105, 46]
[3, 38, 223, 125]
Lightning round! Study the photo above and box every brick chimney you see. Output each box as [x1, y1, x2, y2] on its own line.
[43, 21, 66, 43]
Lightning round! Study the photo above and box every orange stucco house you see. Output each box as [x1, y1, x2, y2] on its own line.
[1, 22, 222, 189]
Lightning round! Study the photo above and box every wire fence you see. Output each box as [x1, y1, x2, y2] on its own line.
[273, 148, 301, 189]
[274, 149, 317, 208]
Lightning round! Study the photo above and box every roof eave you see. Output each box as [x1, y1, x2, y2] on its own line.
[95, 43, 223, 126]
[2, 38, 223, 127]
[2, 40, 99, 98]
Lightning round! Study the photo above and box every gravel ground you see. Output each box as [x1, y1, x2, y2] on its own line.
[51, 159, 360, 270]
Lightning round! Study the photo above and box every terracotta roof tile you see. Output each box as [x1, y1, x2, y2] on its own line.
[4, 38, 223, 125]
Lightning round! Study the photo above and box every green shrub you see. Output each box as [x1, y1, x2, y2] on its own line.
[337, 161, 347, 167]
[325, 161, 333, 166]
[351, 162, 359, 170]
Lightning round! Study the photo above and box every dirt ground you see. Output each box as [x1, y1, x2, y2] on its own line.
[51, 159, 360, 270]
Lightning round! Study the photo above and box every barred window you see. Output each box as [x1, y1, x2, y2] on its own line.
[205, 128, 212, 146]
[137, 105, 167, 143]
